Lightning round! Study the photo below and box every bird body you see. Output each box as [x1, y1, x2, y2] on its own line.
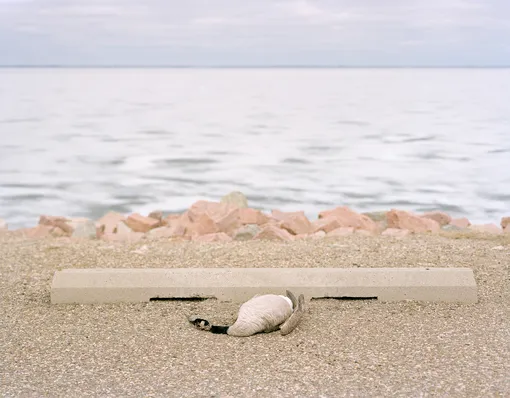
[189, 290, 305, 337]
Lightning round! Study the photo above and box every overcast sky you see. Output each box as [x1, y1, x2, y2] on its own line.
[1, 0, 509, 66]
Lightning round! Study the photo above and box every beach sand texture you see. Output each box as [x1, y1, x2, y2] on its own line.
[1, 232, 509, 397]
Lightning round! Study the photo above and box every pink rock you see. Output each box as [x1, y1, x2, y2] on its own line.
[327, 227, 354, 237]
[501, 217, 510, 230]
[39, 215, 73, 235]
[148, 225, 185, 238]
[422, 211, 452, 226]
[184, 212, 220, 236]
[382, 228, 411, 238]
[276, 211, 313, 235]
[162, 213, 181, 226]
[310, 230, 326, 240]
[469, 224, 502, 234]
[449, 217, 471, 229]
[96, 212, 126, 235]
[386, 209, 440, 233]
[318, 206, 377, 232]
[190, 200, 237, 221]
[125, 213, 160, 233]
[20, 225, 53, 239]
[312, 217, 342, 233]
[216, 208, 242, 235]
[238, 208, 270, 225]
[193, 232, 233, 242]
[102, 231, 144, 243]
[254, 225, 294, 241]
[50, 226, 68, 237]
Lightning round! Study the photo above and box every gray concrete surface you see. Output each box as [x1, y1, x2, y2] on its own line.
[51, 267, 478, 304]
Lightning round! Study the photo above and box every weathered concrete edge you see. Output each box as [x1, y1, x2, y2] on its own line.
[50, 267, 478, 304]
[51, 267, 478, 304]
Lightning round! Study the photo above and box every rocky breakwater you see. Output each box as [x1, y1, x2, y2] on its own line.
[1, 192, 509, 242]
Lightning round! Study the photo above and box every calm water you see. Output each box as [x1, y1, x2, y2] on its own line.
[1, 68, 509, 228]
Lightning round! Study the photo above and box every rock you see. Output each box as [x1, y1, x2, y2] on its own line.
[355, 229, 375, 237]
[312, 218, 342, 233]
[271, 210, 312, 235]
[449, 217, 471, 229]
[0, 218, 7, 231]
[468, 224, 503, 234]
[102, 221, 144, 242]
[71, 220, 97, 239]
[362, 211, 387, 222]
[220, 191, 248, 208]
[148, 210, 163, 221]
[501, 217, 510, 230]
[422, 211, 452, 226]
[310, 230, 326, 240]
[382, 228, 411, 238]
[238, 208, 270, 225]
[184, 212, 220, 236]
[96, 212, 126, 235]
[148, 225, 186, 238]
[20, 225, 53, 239]
[386, 209, 440, 233]
[50, 227, 67, 237]
[318, 206, 377, 232]
[216, 208, 242, 235]
[327, 227, 354, 237]
[39, 215, 73, 235]
[125, 213, 160, 233]
[233, 224, 261, 241]
[193, 232, 233, 242]
[254, 225, 294, 241]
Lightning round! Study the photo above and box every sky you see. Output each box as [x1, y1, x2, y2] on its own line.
[1, 0, 510, 66]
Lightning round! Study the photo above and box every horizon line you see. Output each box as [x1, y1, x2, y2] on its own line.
[1, 65, 510, 69]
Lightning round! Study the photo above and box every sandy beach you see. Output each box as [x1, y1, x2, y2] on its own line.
[1, 231, 509, 397]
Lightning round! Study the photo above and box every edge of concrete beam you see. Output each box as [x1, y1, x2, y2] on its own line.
[50, 267, 478, 304]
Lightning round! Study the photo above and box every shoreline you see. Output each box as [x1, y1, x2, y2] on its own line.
[0, 193, 509, 244]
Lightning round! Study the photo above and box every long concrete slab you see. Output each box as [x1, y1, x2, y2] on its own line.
[50, 267, 477, 304]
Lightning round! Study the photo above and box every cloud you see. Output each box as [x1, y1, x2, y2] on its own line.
[0, 0, 509, 65]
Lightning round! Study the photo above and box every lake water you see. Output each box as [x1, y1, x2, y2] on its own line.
[0, 68, 509, 228]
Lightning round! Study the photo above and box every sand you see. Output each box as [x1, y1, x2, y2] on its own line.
[1, 232, 509, 397]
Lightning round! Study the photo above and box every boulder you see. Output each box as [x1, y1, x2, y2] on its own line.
[183, 212, 219, 236]
[193, 232, 233, 243]
[216, 208, 242, 235]
[238, 208, 270, 225]
[327, 227, 354, 237]
[382, 228, 411, 238]
[422, 211, 452, 226]
[125, 213, 160, 233]
[501, 217, 510, 230]
[469, 224, 502, 234]
[96, 212, 126, 235]
[386, 209, 440, 233]
[71, 220, 98, 239]
[20, 225, 53, 239]
[147, 226, 184, 239]
[220, 191, 248, 208]
[254, 225, 294, 241]
[102, 221, 144, 242]
[233, 224, 261, 241]
[271, 210, 312, 235]
[449, 217, 471, 229]
[39, 215, 73, 235]
[312, 217, 342, 233]
[318, 206, 377, 232]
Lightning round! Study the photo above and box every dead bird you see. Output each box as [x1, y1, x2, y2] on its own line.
[189, 290, 305, 337]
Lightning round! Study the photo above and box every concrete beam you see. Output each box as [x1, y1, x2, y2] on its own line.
[50, 267, 477, 304]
